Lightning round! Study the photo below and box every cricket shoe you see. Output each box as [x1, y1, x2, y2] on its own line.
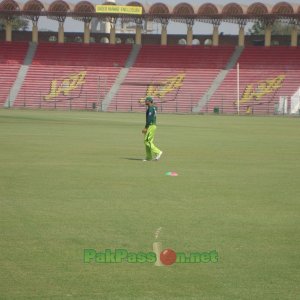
[155, 151, 163, 161]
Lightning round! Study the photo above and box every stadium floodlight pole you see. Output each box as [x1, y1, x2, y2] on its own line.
[237, 63, 240, 115]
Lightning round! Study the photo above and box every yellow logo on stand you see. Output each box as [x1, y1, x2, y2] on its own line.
[238, 74, 285, 105]
[96, 5, 142, 15]
[139, 73, 185, 104]
[44, 71, 87, 101]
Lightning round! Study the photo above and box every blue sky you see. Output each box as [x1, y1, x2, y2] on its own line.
[32, 0, 282, 34]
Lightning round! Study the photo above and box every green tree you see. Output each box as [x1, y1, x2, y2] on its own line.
[0, 17, 29, 31]
[248, 20, 294, 35]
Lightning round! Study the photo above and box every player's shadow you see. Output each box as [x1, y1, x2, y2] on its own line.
[122, 157, 142, 161]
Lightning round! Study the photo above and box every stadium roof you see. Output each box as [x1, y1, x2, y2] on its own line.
[0, 0, 299, 22]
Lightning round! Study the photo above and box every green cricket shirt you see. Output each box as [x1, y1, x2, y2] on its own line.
[145, 106, 157, 128]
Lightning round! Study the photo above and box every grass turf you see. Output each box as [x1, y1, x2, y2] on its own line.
[0, 109, 299, 299]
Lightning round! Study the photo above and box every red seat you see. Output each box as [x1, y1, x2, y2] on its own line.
[108, 45, 235, 112]
[210, 46, 300, 115]
[0, 42, 29, 106]
[13, 43, 132, 110]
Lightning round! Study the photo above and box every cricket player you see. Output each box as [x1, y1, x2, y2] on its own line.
[142, 96, 163, 161]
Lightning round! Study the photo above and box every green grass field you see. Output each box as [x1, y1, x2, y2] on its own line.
[0, 109, 299, 299]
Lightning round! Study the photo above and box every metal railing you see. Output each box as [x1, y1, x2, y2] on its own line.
[4, 89, 299, 116]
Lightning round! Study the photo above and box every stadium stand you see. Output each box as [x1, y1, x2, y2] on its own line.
[0, 42, 29, 106]
[108, 45, 235, 112]
[13, 43, 132, 110]
[4, 43, 299, 114]
[208, 46, 300, 115]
